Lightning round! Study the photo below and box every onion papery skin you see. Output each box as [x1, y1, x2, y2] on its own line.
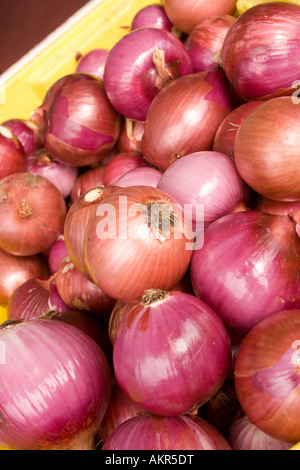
[163, 0, 237, 34]
[234, 309, 300, 444]
[0, 318, 113, 450]
[157, 150, 249, 232]
[103, 27, 194, 122]
[115, 166, 162, 188]
[190, 210, 300, 333]
[185, 14, 236, 73]
[48, 235, 68, 274]
[83, 186, 194, 303]
[26, 148, 78, 199]
[0, 249, 48, 303]
[2, 118, 42, 156]
[42, 73, 121, 167]
[103, 152, 149, 186]
[142, 67, 232, 171]
[0, 173, 67, 256]
[70, 165, 105, 203]
[0, 126, 27, 179]
[102, 414, 231, 450]
[7, 277, 51, 320]
[255, 196, 300, 217]
[131, 4, 174, 31]
[108, 300, 137, 345]
[228, 410, 292, 451]
[221, 2, 300, 101]
[234, 97, 300, 201]
[113, 290, 231, 416]
[75, 48, 108, 80]
[64, 186, 118, 279]
[116, 119, 145, 154]
[97, 380, 145, 444]
[213, 101, 263, 159]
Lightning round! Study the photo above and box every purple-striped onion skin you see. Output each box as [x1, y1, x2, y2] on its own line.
[115, 166, 162, 188]
[103, 152, 149, 186]
[7, 277, 51, 320]
[190, 211, 300, 333]
[234, 97, 300, 202]
[0, 126, 27, 179]
[102, 414, 231, 450]
[221, 2, 300, 101]
[234, 309, 300, 444]
[75, 48, 108, 80]
[0, 318, 113, 450]
[142, 67, 232, 170]
[103, 27, 194, 122]
[113, 290, 231, 416]
[70, 165, 106, 203]
[131, 4, 174, 31]
[1, 118, 42, 156]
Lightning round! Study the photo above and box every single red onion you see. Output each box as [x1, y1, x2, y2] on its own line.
[75, 48, 108, 80]
[234, 309, 300, 444]
[42, 73, 121, 166]
[0, 172, 67, 256]
[142, 67, 232, 170]
[103, 27, 194, 121]
[157, 150, 249, 235]
[221, 2, 300, 101]
[228, 410, 292, 451]
[190, 210, 300, 333]
[113, 289, 231, 416]
[0, 125, 27, 179]
[48, 235, 68, 274]
[70, 165, 105, 203]
[102, 414, 231, 450]
[103, 152, 149, 186]
[26, 148, 78, 199]
[131, 4, 173, 31]
[7, 277, 51, 320]
[115, 166, 162, 188]
[185, 14, 236, 72]
[116, 118, 145, 154]
[83, 185, 194, 303]
[0, 318, 113, 450]
[213, 100, 263, 158]
[1, 118, 42, 156]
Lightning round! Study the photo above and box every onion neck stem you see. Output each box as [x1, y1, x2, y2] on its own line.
[153, 47, 173, 89]
[141, 289, 169, 306]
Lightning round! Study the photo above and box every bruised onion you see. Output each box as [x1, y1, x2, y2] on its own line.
[1, 118, 42, 156]
[75, 48, 108, 80]
[190, 210, 300, 333]
[103, 152, 149, 186]
[142, 67, 232, 170]
[83, 185, 194, 303]
[113, 289, 231, 416]
[103, 27, 193, 121]
[0, 125, 27, 179]
[221, 2, 300, 101]
[0, 173, 67, 256]
[102, 414, 231, 450]
[234, 309, 300, 444]
[0, 318, 113, 450]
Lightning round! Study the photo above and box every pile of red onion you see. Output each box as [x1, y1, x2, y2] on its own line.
[0, 0, 300, 451]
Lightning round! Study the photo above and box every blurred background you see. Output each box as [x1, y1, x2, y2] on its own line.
[0, 0, 91, 73]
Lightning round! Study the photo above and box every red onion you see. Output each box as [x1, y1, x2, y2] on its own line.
[115, 166, 162, 188]
[55, 257, 116, 321]
[142, 67, 232, 170]
[190, 210, 300, 333]
[42, 73, 121, 166]
[113, 289, 231, 416]
[103, 27, 194, 121]
[234, 97, 300, 202]
[1, 118, 42, 156]
[103, 152, 149, 186]
[203, 382, 240, 436]
[0, 249, 48, 304]
[26, 148, 78, 199]
[221, 2, 300, 101]
[102, 414, 231, 450]
[75, 48, 108, 80]
[213, 100, 263, 159]
[185, 14, 236, 72]
[0, 125, 27, 179]
[0, 318, 113, 450]
[0, 172, 67, 256]
[131, 4, 173, 31]
[83, 185, 194, 303]
[157, 150, 249, 234]
[70, 165, 106, 203]
[255, 196, 300, 217]
[64, 186, 118, 279]
[163, 0, 237, 34]
[117, 118, 145, 154]
[7, 277, 51, 320]
[234, 309, 300, 444]
[48, 235, 68, 274]
[228, 410, 292, 451]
